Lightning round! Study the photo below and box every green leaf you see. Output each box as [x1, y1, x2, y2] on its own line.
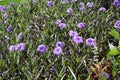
[22, 67, 32, 80]
[109, 30, 120, 39]
[75, 57, 82, 63]
[108, 44, 120, 56]
[0, 59, 3, 68]
[68, 66, 76, 80]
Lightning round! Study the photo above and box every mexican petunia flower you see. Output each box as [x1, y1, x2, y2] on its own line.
[113, 0, 120, 7]
[72, 36, 83, 44]
[56, 41, 64, 48]
[53, 47, 62, 56]
[67, 8, 73, 14]
[114, 20, 120, 29]
[58, 23, 66, 29]
[69, 30, 78, 37]
[55, 19, 61, 25]
[87, 2, 93, 8]
[79, 2, 86, 11]
[79, 2, 85, 7]
[102, 72, 110, 79]
[50, 66, 55, 71]
[0, 6, 6, 12]
[3, 14, 8, 19]
[77, 22, 85, 29]
[62, 0, 68, 4]
[99, 7, 106, 12]
[33, 0, 37, 4]
[16, 43, 26, 51]
[9, 43, 26, 51]
[17, 32, 23, 40]
[47, 1, 53, 7]
[86, 38, 95, 47]
[37, 44, 47, 53]
[6, 26, 11, 32]
[9, 45, 16, 51]
[10, 2, 14, 6]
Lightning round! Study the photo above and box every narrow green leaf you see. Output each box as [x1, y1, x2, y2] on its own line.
[68, 66, 76, 80]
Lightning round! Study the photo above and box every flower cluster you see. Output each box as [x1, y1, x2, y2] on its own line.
[9, 43, 26, 52]
[3, 0, 120, 79]
[55, 19, 66, 29]
[79, 2, 86, 11]
[36, 42, 64, 55]
[54, 41, 65, 56]
[69, 30, 95, 46]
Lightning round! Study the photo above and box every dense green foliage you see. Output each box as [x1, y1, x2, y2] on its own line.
[0, 0, 120, 80]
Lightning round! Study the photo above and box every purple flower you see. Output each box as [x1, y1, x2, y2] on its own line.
[72, 36, 83, 44]
[16, 43, 26, 51]
[79, 2, 85, 7]
[47, 1, 53, 7]
[37, 44, 47, 53]
[67, 8, 73, 14]
[9, 45, 16, 51]
[99, 7, 106, 12]
[55, 19, 61, 25]
[58, 23, 66, 29]
[50, 66, 55, 71]
[69, 30, 78, 37]
[86, 38, 95, 47]
[77, 22, 85, 29]
[93, 19, 97, 25]
[6, 26, 11, 32]
[87, 2, 93, 8]
[79, 2, 86, 11]
[62, 0, 68, 4]
[56, 41, 64, 48]
[66, 49, 71, 54]
[102, 72, 110, 79]
[114, 20, 120, 29]
[0, 6, 6, 12]
[113, 0, 120, 7]
[53, 47, 62, 56]
[10, 2, 14, 6]
[80, 7, 86, 11]
[33, 0, 37, 4]
[3, 14, 8, 19]
[17, 32, 23, 40]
